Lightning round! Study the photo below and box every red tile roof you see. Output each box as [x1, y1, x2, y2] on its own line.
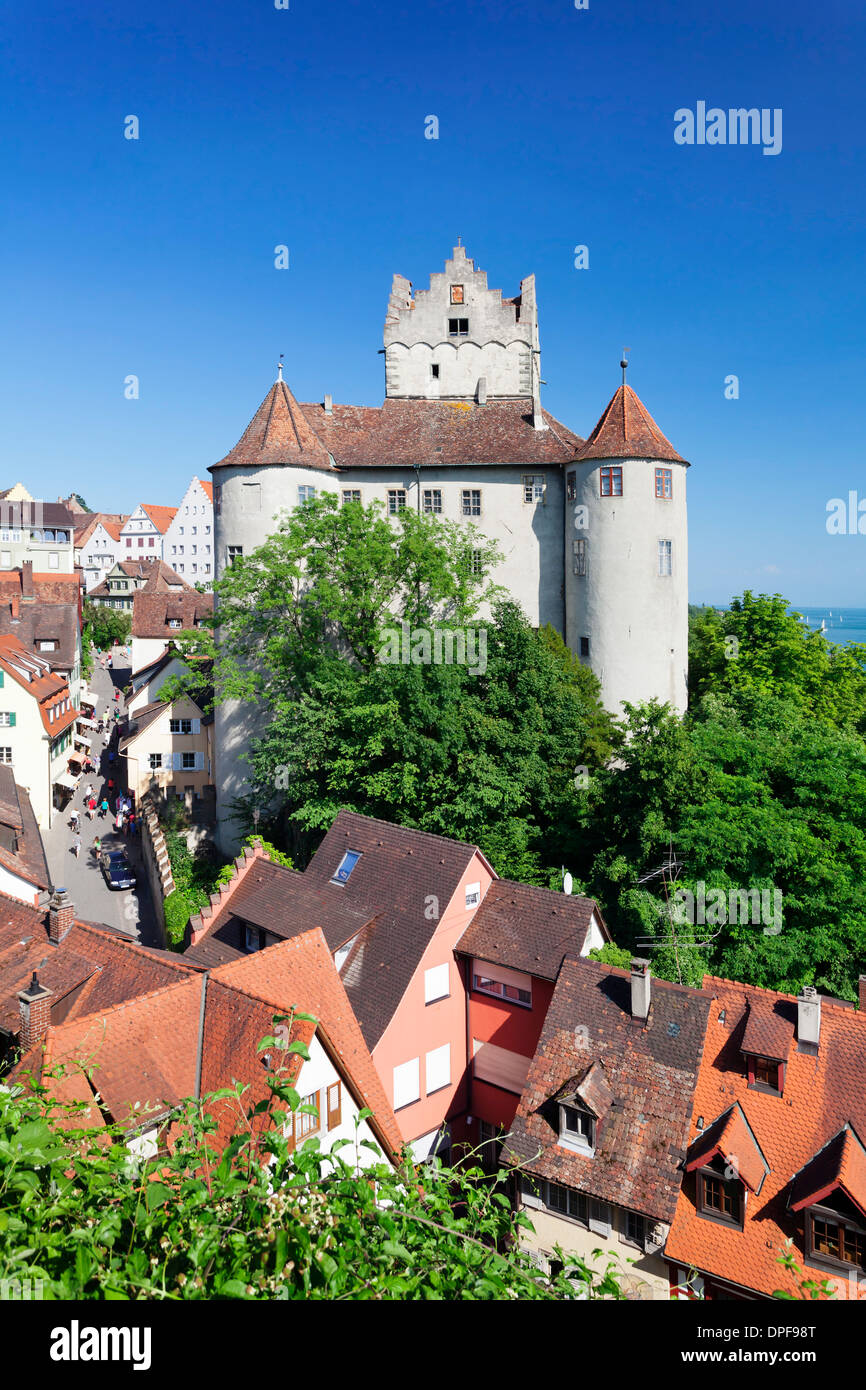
[0, 634, 77, 735]
[684, 1102, 770, 1195]
[789, 1125, 866, 1220]
[132, 588, 213, 639]
[666, 976, 866, 1298]
[574, 384, 686, 464]
[139, 505, 178, 533]
[208, 930, 404, 1159]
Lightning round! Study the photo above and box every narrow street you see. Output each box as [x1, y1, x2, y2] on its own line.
[42, 647, 163, 949]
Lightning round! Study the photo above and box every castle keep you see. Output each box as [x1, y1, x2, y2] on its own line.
[211, 245, 689, 851]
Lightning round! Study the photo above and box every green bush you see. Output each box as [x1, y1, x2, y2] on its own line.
[163, 889, 192, 949]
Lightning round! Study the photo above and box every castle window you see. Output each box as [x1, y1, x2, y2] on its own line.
[522, 474, 546, 503]
[431, 364, 440, 379]
[600, 467, 623, 497]
[298, 486, 316, 505]
[423, 489, 442, 514]
[448, 318, 469, 337]
[342, 490, 361, 505]
[388, 490, 407, 515]
[579, 636, 590, 658]
[470, 549, 483, 576]
[450, 285, 464, 305]
[573, 539, 586, 576]
[461, 489, 481, 517]
[655, 468, 673, 499]
[658, 540, 673, 576]
[566, 472, 576, 502]
[227, 546, 243, 566]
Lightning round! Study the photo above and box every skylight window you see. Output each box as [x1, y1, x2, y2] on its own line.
[331, 850, 362, 885]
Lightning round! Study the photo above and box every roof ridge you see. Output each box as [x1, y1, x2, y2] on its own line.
[332, 807, 481, 857]
[69, 919, 200, 974]
[47, 973, 202, 1036]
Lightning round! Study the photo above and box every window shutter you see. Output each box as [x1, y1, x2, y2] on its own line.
[191, 718, 201, 733]
[173, 752, 183, 770]
[327, 1081, 342, 1131]
[0, 671, 4, 687]
[8, 712, 14, 727]
[589, 1200, 611, 1237]
[195, 751, 205, 771]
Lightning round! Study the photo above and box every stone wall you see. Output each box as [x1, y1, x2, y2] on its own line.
[138, 792, 175, 945]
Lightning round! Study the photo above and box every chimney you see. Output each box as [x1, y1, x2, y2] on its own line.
[48, 887, 75, 944]
[21, 561, 35, 602]
[859, 976, 866, 1012]
[18, 972, 52, 1050]
[324, 394, 333, 416]
[797, 986, 821, 1049]
[630, 957, 651, 1020]
[10, 593, 19, 621]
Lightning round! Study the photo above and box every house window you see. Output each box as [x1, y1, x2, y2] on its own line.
[214, 485, 221, 516]
[573, 539, 586, 576]
[181, 752, 196, 770]
[655, 468, 673, 499]
[470, 549, 483, 576]
[168, 618, 182, 629]
[227, 546, 243, 566]
[244, 924, 264, 954]
[0, 553, 10, 568]
[461, 489, 481, 517]
[697, 1169, 743, 1227]
[138, 538, 144, 548]
[326, 1082, 342, 1131]
[522, 475, 546, 503]
[393, 1058, 420, 1111]
[465, 882, 481, 909]
[658, 540, 673, 576]
[472, 972, 531, 1008]
[296, 1089, 321, 1138]
[149, 753, 162, 769]
[566, 472, 576, 502]
[448, 318, 469, 336]
[431, 364, 440, 379]
[331, 849, 361, 884]
[425, 1043, 450, 1095]
[0, 713, 14, 727]
[600, 466, 623, 497]
[423, 489, 442, 514]
[298, 486, 316, 504]
[579, 636, 590, 658]
[148, 537, 155, 547]
[623, 1211, 647, 1247]
[388, 490, 407, 515]
[559, 1103, 595, 1151]
[450, 285, 464, 304]
[478, 1120, 503, 1173]
[747, 1055, 782, 1094]
[169, 718, 193, 734]
[424, 964, 450, 1004]
[0, 748, 12, 763]
[342, 490, 361, 505]
[126, 538, 132, 548]
[546, 1182, 588, 1225]
[808, 1210, 866, 1272]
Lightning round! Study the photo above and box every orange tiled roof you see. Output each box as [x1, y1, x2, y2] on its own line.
[574, 383, 686, 464]
[139, 505, 178, 533]
[666, 975, 866, 1299]
[684, 1101, 770, 1194]
[0, 634, 76, 734]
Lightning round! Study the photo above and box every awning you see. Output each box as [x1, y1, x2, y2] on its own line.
[74, 735, 93, 748]
[77, 717, 98, 730]
[55, 772, 79, 790]
[79, 690, 97, 708]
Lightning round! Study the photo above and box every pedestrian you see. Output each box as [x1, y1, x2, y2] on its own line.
[130, 814, 138, 836]
[87, 796, 96, 820]
[70, 809, 80, 832]
[107, 778, 114, 793]
[73, 837, 81, 858]
[93, 836, 102, 859]
[84, 783, 93, 801]
[99, 798, 108, 818]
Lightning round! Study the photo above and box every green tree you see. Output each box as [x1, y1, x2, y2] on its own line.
[83, 601, 131, 651]
[2, 1026, 624, 1301]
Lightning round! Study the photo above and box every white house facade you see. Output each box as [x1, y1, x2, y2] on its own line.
[162, 477, 214, 588]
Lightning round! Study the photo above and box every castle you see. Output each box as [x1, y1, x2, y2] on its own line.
[210, 245, 689, 852]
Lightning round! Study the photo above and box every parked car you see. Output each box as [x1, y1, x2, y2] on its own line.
[100, 849, 137, 891]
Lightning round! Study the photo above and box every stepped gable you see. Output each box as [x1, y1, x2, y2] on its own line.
[574, 383, 686, 464]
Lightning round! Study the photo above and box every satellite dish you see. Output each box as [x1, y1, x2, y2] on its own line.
[563, 872, 573, 896]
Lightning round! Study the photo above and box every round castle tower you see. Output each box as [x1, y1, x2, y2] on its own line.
[564, 366, 689, 717]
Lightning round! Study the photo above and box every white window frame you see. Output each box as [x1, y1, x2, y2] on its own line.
[393, 1058, 420, 1111]
[424, 963, 450, 1004]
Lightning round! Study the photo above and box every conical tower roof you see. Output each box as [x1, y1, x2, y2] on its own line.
[213, 376, 334, 472]
[574, 384, 687, 464]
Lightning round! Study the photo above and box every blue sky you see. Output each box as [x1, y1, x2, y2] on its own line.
[1, 0, 865, 603]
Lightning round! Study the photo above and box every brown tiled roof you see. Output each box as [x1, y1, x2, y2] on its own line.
[303, 810, 491, 1048]
[132, 589, 213, 639]
[666, 976, 866, 1298]
[138, 561, 192, 594]
[75, 514, 126, 546]
[503, 958, 712, 1225]
[0, 635, 77, 735]
[574, 384, 686, 464]
[0, 772, 50, 891]
[183, 859, 376, 968]
[214, 380, 335, 473]
[0, 903, 199, 1038]
[297, 398, 582, 470]
[456, 880, 608, 981]
[208, 930, 404, 1159]
[741, 998, 794, 1063]
[0, 600, 79, 672]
